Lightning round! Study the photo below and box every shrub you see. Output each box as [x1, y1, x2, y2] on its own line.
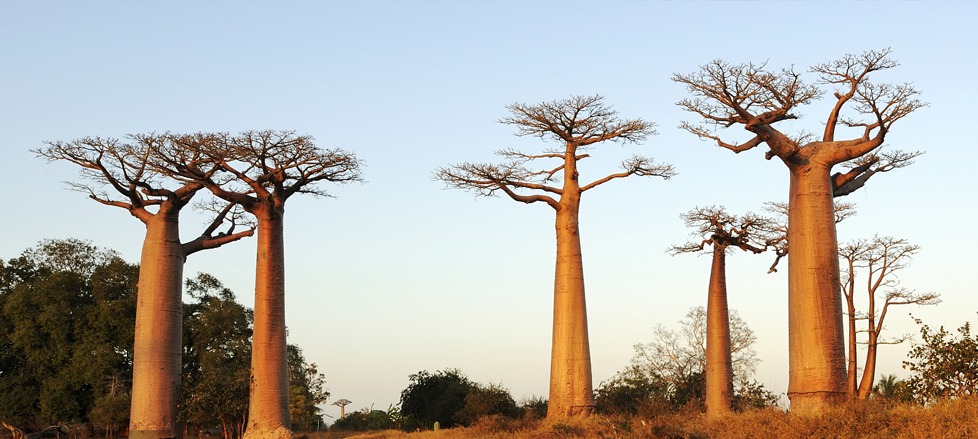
[399, 369, 474, 428]
[518, 396, 548, 420]
[903, 315, 978, 404]
[594, 366, 670, 417]
[455, 383, 520, 426]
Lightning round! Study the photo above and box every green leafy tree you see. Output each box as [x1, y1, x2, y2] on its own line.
[90, 386, 131, 438]
[0, 240, 137, 426]
[180, 274, 330, 437]
[903, 315, 978, 404]
[287, 345, 330, 431]
[180, 274, 253, 439]
[399, 369, 475, 428]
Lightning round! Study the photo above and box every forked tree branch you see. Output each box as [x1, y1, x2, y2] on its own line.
[676, 49, 926, 174]
[580, 156, 675, 192]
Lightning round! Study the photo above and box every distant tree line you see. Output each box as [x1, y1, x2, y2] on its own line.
[0, 239, 328, 436]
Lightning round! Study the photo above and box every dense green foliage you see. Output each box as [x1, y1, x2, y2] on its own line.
[594, 366, 670, 417]
[399, 369, 475, 428]
[289, 344, 331, 431]
[329, 405, 405, 432]
[454, 383, 520, 426]
[0, 240, 329, 436]
[0, 239, 137, 430]
[180, 273, 253, 437]
[903, 315, 978, 404]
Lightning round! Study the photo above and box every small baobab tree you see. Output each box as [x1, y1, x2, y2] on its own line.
[155, 130, 363, 439]
[332, 399, 352, 418]
[838, 236, 940, 399]
[36, 134, 254, 439]
[435, 95, 675, 417]
[668, 206, 776, 416]
[674, 49, 925, 412]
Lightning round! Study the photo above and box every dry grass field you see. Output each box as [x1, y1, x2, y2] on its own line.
[305, 395, 978, 439]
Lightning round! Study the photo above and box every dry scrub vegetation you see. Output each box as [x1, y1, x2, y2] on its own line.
[307, 395, 977, 439]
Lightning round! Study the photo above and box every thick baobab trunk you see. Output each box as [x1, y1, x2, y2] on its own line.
[243, 209, 294, 439]
[547, 198, 595, 417]
[786, 163, 847, 413]
[705, 247, 733, 416]
[130, 211, 186, 439]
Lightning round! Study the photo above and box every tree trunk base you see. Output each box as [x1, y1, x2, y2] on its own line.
[547, 405, 595, 418]
[788, 391, 846, 415]
[129, 429, 182, 439]
[242, 427, 293, 439]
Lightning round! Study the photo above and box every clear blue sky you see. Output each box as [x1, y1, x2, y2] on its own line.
[2, 0, 976, 419]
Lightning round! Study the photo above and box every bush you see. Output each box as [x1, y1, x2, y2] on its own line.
[329, 406, 406, 432]
[399, 369, 474, 428]
[518, 396, 548, 420]
[732, 379, 780, 411]
[595, 368, 778, 416]
[903, 315, 978, 404]
[455, 383, 520, 426]
[594, 366, 670, 417]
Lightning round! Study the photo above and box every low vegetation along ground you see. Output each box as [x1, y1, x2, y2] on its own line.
[308, 396, 978, 439]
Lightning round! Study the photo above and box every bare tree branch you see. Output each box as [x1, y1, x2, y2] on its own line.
[580, 155, 675, 192]
[500, 95, 657, 146]
[675, 49, 927, 172]
[669, 206, 778, 257]
[437, 95, 670, 212]
[833, 150, 924, 197]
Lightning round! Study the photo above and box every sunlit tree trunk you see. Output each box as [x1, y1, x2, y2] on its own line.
[857, 331, 879, 399]
[243, 207, 293, 439]
[845, 291, 858, 398]
[705, 247, 733, 416]
[856, 291, 879, 400]
[434, 97, 669, 419]
[130, 209, 186, 439]
[548, 190, 594, 417]
[786, 164, 847, 413]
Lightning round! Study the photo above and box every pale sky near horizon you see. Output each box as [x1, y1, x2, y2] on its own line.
[2, 0, 977, 421]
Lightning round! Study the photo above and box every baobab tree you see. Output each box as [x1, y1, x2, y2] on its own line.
[36, 135, 254, 439]
[674, 49, 925, 412]
[154, 130, 363, 439]
[332, 399, 352, 418]
[435, 95, 675, 417]
[668, 206, 776, 416]
[838, 236, 939, 399]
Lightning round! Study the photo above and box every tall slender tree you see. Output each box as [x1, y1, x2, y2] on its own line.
[36, 135, 254, 439]
[155, 130, 362, 439]
[668, 207, 775, 416]
[435, 95, 675, 417]
[674, 49, 925, 412]
[838, 236, 940, 399]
